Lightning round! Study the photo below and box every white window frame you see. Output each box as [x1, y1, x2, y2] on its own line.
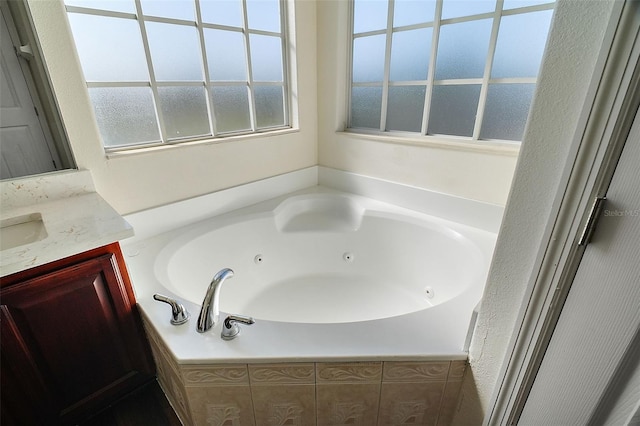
[65, 0, 291, 152]
[347, 0, 555, 143]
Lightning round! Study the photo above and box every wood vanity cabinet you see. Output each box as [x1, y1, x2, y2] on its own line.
[0, 243, 155, 425]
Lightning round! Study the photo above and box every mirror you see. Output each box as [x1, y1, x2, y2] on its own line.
[0, 1, 75, 180]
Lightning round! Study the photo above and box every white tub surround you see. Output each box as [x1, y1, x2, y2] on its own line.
[318, 167, 505, 233]
[124, 166, 502, 244]
[0, 170, 133, 277]
[124, 167, 317, 244]
[123, 168, 500, 364]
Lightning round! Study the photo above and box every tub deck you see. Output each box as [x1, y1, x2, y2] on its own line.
[124, 186, 497, 364]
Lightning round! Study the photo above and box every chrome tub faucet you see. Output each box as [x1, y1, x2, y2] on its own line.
[196, 267, 234, 333]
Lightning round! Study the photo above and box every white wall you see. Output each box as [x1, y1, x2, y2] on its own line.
[26, 0, 317, 215]
[453, 0, 617, 423]
[316, 0, 519, 206]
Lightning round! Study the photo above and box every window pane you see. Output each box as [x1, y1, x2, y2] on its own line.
[250, 35, 283, 82]
[212, 86, 251, 132]
[200, 0, 243, 27]
[390, 28, 431, 81]
[67, 14, 148, 82]
[254, 86, 285, 128]
[140, 0, 194, 21]
[351, 86, 382, 129]
[246, 0, 280, 32]
[64, 0, 135, 13]
[88, 87, 160, 147]
[491, 10, 553, 78]
[394, 0, 436, 27]
[481, 84, 535, 141]
[441, 0, 495, 19]
[205, 29, 247, 81]
[503, 0, 554, 9]
[428, 85, 481, 137]
[353, 0, 388, 33]
[157, 86, 210, 139]
[435, 19, 492, 80]
[352, 34, 386, 83]
[386, 86, 426, 132]
[145, 22, 203, 81]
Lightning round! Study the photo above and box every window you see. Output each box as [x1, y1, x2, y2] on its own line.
[64, 0, 289, 150]
[349, 0, 554, 142]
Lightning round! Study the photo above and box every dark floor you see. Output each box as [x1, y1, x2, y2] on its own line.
[81, 381, 181, 426]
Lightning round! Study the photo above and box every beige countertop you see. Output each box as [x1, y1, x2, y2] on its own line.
[1, 170, 133, 277]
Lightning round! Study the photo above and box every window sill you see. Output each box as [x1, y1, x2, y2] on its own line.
[104, 127, 299, 159]
[338, 129, 521, 156]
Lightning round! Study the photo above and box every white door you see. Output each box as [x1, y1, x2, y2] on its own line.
[518, 105, 640, 424]
[0, 8, 59, 180]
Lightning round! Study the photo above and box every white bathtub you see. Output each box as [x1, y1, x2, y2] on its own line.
[124, 183, 498, 363]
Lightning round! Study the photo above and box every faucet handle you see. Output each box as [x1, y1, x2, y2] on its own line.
[221, 314, 255, 340]
[153, 294, 190, 325]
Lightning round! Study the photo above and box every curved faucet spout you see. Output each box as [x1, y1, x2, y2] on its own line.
[197, 268, 234, 333]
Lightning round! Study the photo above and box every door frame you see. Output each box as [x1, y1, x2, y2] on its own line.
[485, 1, 640, 424]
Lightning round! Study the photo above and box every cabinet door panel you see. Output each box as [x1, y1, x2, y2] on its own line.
[1, 252, 153, 424]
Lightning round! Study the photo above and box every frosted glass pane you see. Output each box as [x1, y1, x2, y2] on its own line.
[386, 86, 426, 132]
[491, 10, 553, 78]
[64, 0, 134, 13]
[353, 0, 388, 33]
[351, 86, 382, 129]
[481, 84, 535, 141]
[141, 0, 195, 21]
[250, 35, 283, 82]
[146, 22, 203, 81]
[254, 86, 285, 128]
[212, 86, 251, 132]
[200, 0, 243, 27]
[394, 0, 436, 27]
[88, 87, 159, 147]
[67, 14, 148, 82]
[441, 0, 495, 19]
[247, 0, 280, 32]
[157, 86, 210, 139]
[435, 19, 492, 80]
[390, 29, 431, 81]
[504, 0, 554, 9]
[205, 29, 247, 81]
[428, 85, 481, 137]
[352, 34, 386, 83]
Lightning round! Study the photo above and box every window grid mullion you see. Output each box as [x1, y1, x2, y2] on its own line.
[242, 0, 257, 132]
[194, 0, 216, 137]
[64, 6, 135, 19]
[472, 0, 504, 140]
[133, 0, 166, 143]
[280, 1, 290, 127]
[380, 0, 395, 132]
[346, 0, 355, 129]
[420, 0, 443, 136]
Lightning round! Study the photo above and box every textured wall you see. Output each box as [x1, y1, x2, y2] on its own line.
[453, 0, 618, 423]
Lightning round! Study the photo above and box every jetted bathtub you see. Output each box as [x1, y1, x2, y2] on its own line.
[124, 186, 497, 363]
